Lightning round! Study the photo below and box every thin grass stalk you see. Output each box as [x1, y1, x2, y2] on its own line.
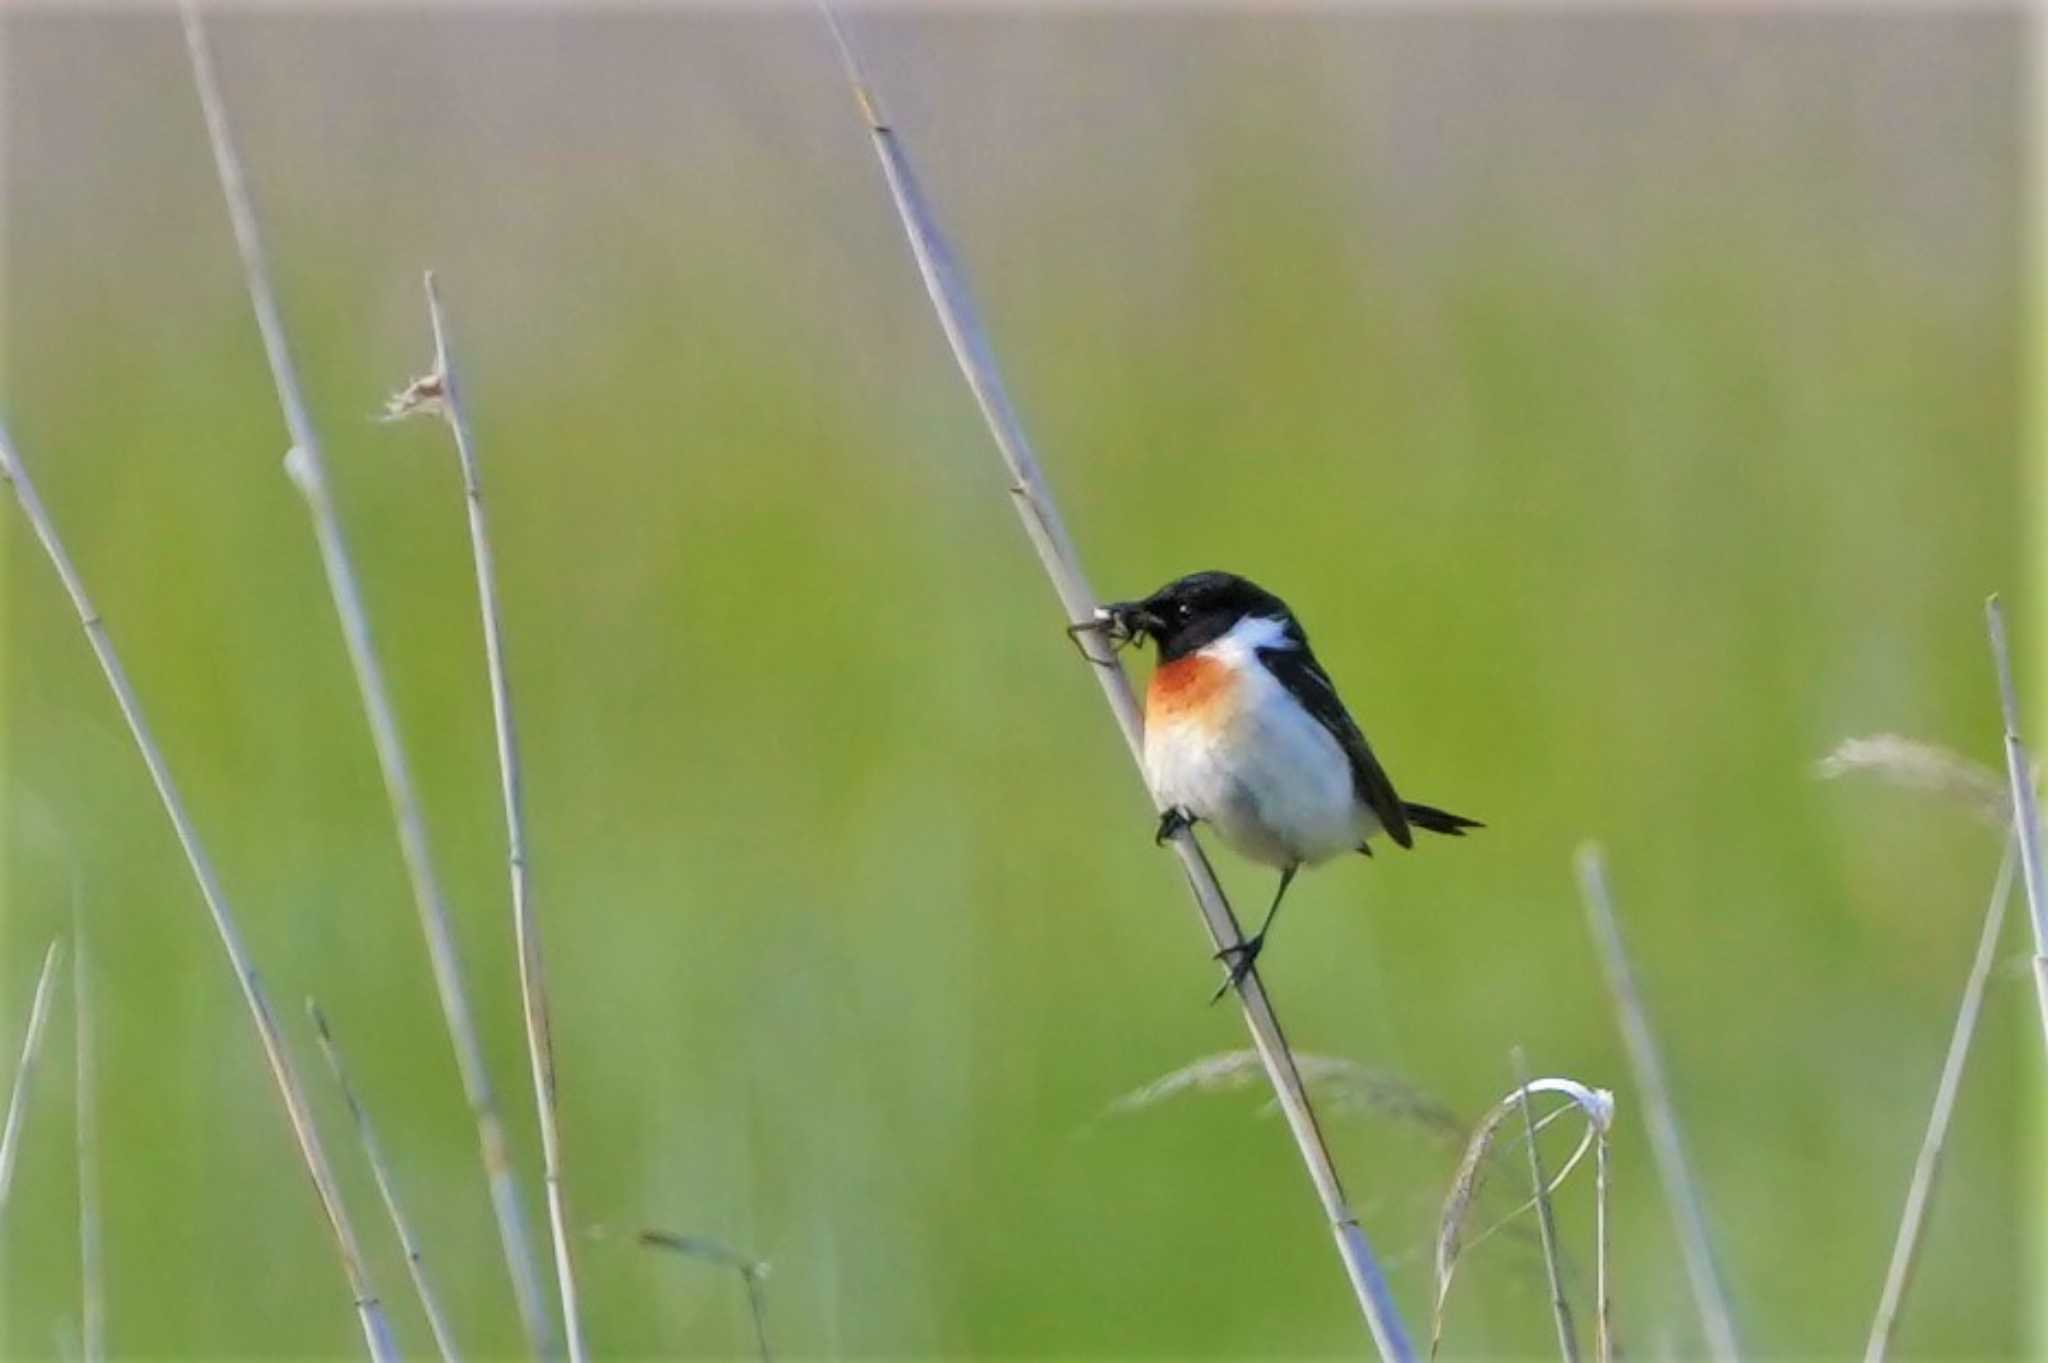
[309, 1001, 464, 1363]
[0, 939, 63, 1218]
[1433, 1077, 1610, 1351]
[0, 422, 398, 1359]
[816, 11, 1413, 1357]
[1983, 596, 2048, 1047]
[411, 271, 588, 1363]
[179, 9, 552, 1352]
[1594, 1121, 1610, 1363]
[1862, 838, 2018, 1363]
[74, 927, 104, 1363]
[1511, 1054, 1580, 1363]
[1576, 844, 1741, 1363]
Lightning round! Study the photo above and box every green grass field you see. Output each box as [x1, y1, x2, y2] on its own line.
[1, 11, 2029, 1359]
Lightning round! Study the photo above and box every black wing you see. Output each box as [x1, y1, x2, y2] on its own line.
[1260, 645, 1413, 848]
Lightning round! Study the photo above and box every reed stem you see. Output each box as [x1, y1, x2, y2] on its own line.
[179, 9, 552, 1350]
[818, 11, 1414, 1354]
[1577, 843, 1741, 1362]
[0, 423, 398, 1360]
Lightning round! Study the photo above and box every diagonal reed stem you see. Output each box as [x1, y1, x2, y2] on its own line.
[309, 1001, 465, 1363]
[179, 8, 553, 1353]
[1983, 596, 2048, 1049]
[1576, 843, 1741, 1363]
[817, 10, 1414, 1356]
[0, 939, 63, 1220]
[413, 271, 588, 1363]
[0, 419, 397, 1358]
[1862, 838, 2017, 1363]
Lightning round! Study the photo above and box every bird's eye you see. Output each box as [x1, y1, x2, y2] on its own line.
[1177, 602, 1194, 619]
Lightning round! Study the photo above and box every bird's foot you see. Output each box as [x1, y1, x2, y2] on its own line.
[1209, 933, 1265, 1004]
[1155, 806, 1196, 846]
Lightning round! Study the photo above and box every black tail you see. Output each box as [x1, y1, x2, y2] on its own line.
[1402, 802, 1483, 836]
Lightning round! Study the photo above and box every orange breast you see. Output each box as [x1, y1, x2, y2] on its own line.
[1146, 653, 1240, 733]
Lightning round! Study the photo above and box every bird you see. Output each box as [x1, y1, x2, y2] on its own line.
[1072, 570, 1480, 997]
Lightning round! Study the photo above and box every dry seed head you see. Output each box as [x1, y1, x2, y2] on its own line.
[1433, 1077, 1613, 1356]
[382, 370, 448, 423]
[1106, 1049, 1462, 1143]
[1816, 734, 2008, 827]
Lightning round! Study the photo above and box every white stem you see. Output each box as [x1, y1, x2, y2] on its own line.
[1863, 839, 2018, 1363]
[178, 8, 553, 1352]
[818, 10, 1414, 1356]
[419, 271, 588, 1363]
[1577, 844, 1742, 1363]
[0, 422, 398, 1361]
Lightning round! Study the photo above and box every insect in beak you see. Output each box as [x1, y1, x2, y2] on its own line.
[1066, 604, 1142, 667]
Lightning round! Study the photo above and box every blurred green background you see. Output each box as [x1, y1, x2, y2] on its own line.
[0, 9, 2029, 1360]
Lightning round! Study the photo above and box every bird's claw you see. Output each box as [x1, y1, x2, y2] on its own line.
[1209, 934, 1265, 1004]
[1155, 806, 1195, 845]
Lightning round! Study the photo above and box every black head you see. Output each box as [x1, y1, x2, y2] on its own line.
[1100, 571, 1298, 662]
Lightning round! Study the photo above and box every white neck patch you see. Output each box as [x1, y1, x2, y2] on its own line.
[1202, 613, 1296, 664]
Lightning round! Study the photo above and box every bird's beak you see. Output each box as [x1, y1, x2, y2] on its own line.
[1114, 597, 1163, 634]
[1098, 601, 1167, 642]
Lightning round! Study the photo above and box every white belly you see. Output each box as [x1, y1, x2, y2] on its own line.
[1145, 663, 1370, 869]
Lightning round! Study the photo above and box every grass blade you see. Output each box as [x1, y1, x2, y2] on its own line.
[816, 12, 1415, 1356]
[180, 8, 552, 1351]
[0, 939, 63, 1220]
[1862, 839, 2018, 1362]
[1577, 843, 1741, 1363]
[309, 1001, 465, 1363]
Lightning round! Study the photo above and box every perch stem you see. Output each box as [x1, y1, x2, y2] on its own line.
[820, 11, 1413, 1356]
